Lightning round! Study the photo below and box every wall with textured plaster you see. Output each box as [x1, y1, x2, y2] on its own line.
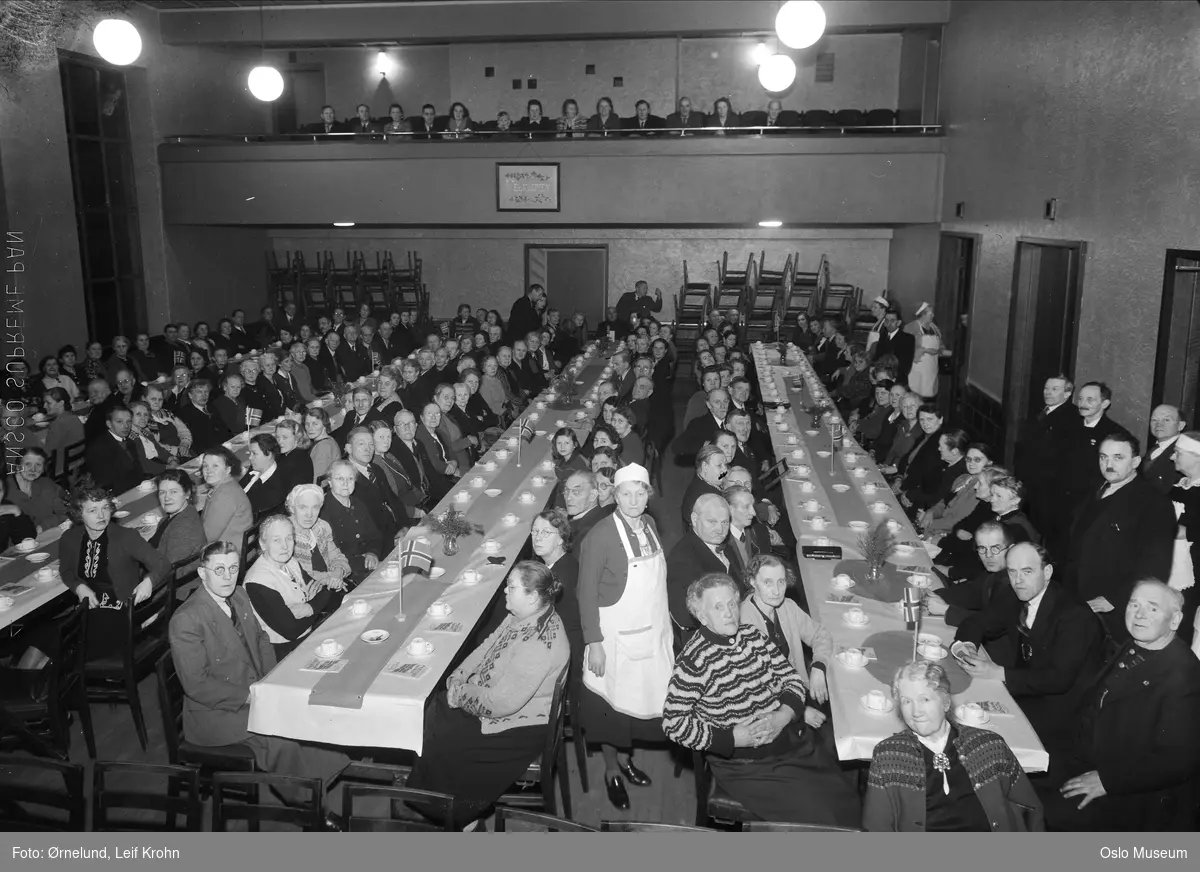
[266, 228, 891, 322]
[939, 0, 1200, 436]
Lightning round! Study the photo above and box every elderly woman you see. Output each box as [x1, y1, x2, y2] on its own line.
[285, 483, 351, 593]
[577, 463, 672, 810]
[319, 459, 383, 585]
[863, 661, 1043, 831]
[39, 354, 79, 401]
[212, 374, 247, 435]
[664, 573, 861, 826]
[304, 407, 340, 483]
[5, 447, 68, 532]
[245, 514, 343, 659]
[144, 382, 193, 459]
[199, 446, 254, 555]
[531, 508, 581, 664]
[128, 400, 176, 476]
[933, 466, 1012, 576]
[273, 418, 314, 493]
[882, 391, 922, 470]
[921, 442, 994, 537]
[372, 366, 405, 424]
[890, 402, 944, 495]
[739, 555, 833, 703]
[148, 468, 206, 570]
[408, 560, 569, 831]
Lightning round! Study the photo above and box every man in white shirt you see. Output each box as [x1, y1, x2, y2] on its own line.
[1142, 403, 1185, 493]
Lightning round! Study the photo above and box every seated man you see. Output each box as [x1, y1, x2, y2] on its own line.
[176, 379, 233, 454]
[344, 427, 406, 540]
[926, 521, 1020, 656]
[954, 542, 1104, 754]
[1037, 580, 1200, 832]
[668, 495, 738, 629]
[680, 445, 728, 530]
[168, 541, 349, 829]
[416, 403, 461, 492]
[671, 388, 729, 461]
[304, 104, 347, 135]
[682, 367, 722, 428]
[562, 469, 612, 546]
[85, 405, 145, 494]
[663, 573, 861, 827]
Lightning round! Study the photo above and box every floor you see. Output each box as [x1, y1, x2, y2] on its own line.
[1, 376, 702, 831]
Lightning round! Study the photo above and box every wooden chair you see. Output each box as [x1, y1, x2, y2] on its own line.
[497, 663, 572, 818]
[692, 749, 755, 829]
[295, 251, 331, 318]
[744, 821, 865, 833]
[328, 250, 362, 311]
[52, 439, 88, 488]
[342, 782, 456, 832]
[0, 604, 95, 760]
[91, 760, 202, 832]
[601, 820, 714, 832]
[212, 772, 325, 831]
[81, 575, 177, 751]
[238, 522, 262, 584]
[494, 806, 596, 832]
[154, 653, 259, 799]
[266, 250, 298, 312]
[0, 754, 86, 831]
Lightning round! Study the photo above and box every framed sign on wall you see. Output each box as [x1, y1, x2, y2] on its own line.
[496, 163, 561, 212]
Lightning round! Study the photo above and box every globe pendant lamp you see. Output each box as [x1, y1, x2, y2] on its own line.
[758, 54, 797, 93]
[93, 19, 142, 66]
[247, 2, 282, 102]
[775, 1, 827, 50]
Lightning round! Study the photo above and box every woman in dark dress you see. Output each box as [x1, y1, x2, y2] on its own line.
[273, 418, 315, 494]
[148, 469, 206, 571]
[319, 460, 384, 586]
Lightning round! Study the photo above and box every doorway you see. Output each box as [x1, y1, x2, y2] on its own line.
[1001, 238, 1087, 462]
[934, 232, 978, 417]
[272, 67, 324, 134]
[1152, 249, 1200, 424]
[525, 245, 609, 332]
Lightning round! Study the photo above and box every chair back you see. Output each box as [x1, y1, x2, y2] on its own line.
[494, 806, 596, 832]
[600, 821, 714, 832]
[238, 521, 262, 583]
[212, 772, 324, 831]
[743, 821, 865, 833]
[0, 754, 86, 831]
[154, 652, 184, 765]
[342, 783, 456, 832]
[91, 760, 202, 831]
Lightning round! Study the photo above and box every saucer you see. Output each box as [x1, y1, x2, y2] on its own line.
[832, 484, 850, 492]
[315, 642, 344, 659]
[518, 493, 536, 504]
[469, 477, 486, 488]
[25, 553, 50, 563]
[427, 603, 452, 618]
[541, 459, 555, 470]
[805, 430, 819, 436]
[870, 502, 890, 513]
[454, 491, 471, 502]
[36, 570, 60, 584]
[859, 696, 896, 715]
[894, 544, 915, 556]
[408, 642, 435, 659]
[816, 450, 831, 458]
[429, 566, 446, 579]
[919, 645, 948, 661]
[831, 574, 855, 589]
[531, 476, 548, 487]
[495, 450, 510, 459]
[836, 651, 867, 669]
[380, 568, 400, 582]
[908, 574, 932, 589]
[458, 571, 482, 585]
[842, 613, 870, 627]
[955, 705, 991, 726]
[361, 629, 390, 644]
[15, 541, 36, 553]
[484, 488, 502, 497]
[114, 510, 130, 519]
[852, 468, 868, 478]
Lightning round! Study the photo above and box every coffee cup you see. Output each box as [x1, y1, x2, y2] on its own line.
[535, 401, 546, 410]
[791, 449, 804, 459]
[871, 501, 889, 513]
[507, 437, 519, 447]
[918, 643, 942, 659]
[886, 518, 903, 532]
[852, 467, 868, 477]
[773, 412, 784, 423]
[317, 639, 340, 657]
[862, 482, 878, 493]
[428, 601, 450, 617]
[815, 536, 832, 546]
[528, 412, 540, 421]
[810, 517, 827, 530]
[540, 459, 555, 471]
[839, 648, 867, 668]
[803, 499, 820, 512]
[847, 607, 866, 625]
[142, 513, 158, 526]
[532, 476, 548, 487]
[909, 573, 930, 588]
[575, 410, 587, 419]
[844, 451, 860, 463]
[459, 569, 481, 584]
[960, 702, 985, 723]
[495, 449, 509, 459]
[832, 573, 853, 589]
[519, 492, 535, 504]
[484, 461, 497, 471]
[800, 481, 815, 493]
[866, 690, 888, 711]
[777, 423, 788, 432]
[381, 565, 399, 581]
[793, 464, 811, 476]
[36, 566, 56, 582]
[17, 538, 36, 552]
[408, 637, 432, 656]
[584, 400, 595, 408]
[350, 599, 370, 616]
[470, 476, 485, 488]
[454, 490, 471, 502]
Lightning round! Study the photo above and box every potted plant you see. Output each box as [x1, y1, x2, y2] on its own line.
[858, 522, 896, 583]
[425, 509, 485, 556]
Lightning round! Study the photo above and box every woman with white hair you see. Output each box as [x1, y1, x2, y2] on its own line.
[577, 462, 672, 810]
[907, 302, 943, 401]
[285, 483, 351, 593]
[863, 660, 1043, 831]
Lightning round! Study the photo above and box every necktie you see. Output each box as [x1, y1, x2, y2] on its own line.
[408, 444, 429, 490]
[1018, 604, 1033, 662]
[124, 437, 141, 465]
[225, 597, 258, 672]
[1038, 405, 1049, 421]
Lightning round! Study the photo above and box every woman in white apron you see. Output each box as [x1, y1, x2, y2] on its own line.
[865, 294, 890, 360]
[576, 463, 673, 810]
[907, 302, 942, 401]
[1166, 432, 1200, 651]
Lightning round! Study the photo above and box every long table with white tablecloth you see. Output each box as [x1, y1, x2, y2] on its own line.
[750, 343, 1048, 772]
[246, 350, 611, 755]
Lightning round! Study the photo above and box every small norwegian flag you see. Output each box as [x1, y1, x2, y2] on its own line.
[519, 418, 537, 444]
[399, 539, 434, 577]
[902, 586, 922, 630]
[245, 406, 263, 429]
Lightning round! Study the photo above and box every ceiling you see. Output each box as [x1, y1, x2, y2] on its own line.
[142, 1, 439, 10]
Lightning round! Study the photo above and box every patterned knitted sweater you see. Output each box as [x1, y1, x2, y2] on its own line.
[663, 624, 808, 759]
[448, 604, 569, 735]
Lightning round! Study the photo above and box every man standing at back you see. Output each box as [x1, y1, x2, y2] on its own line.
[1014, 375, 1082, 557]
[614, 280, 663, 327]
[508, 283, 544, 343]
[1141, 404, 1185, 493]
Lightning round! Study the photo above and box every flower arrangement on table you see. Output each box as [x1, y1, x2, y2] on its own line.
[426, 509, 485, 556]
[858, 522, 896, 583]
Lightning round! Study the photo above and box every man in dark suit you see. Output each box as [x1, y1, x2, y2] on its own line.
[345, 428, 406, 540]
[348, 103, 379, 135]
[332, 388, 376, 449]
[929, 521, 1021, 661]
[388, 410, 437, 515]
[168, 542, 348, 826]
[82, 378, 124, 444]
[1014, 374, 1083, 555]
[956, 542, 1104, 754]
[176, 380, 233, 454]
[304, 104, 347, 136]
[671, 388, 729, 460]
[372, 321, 402, 364]
[562, 470, 612, 547]
[334, 324, 372, 383]
[668, 495, 739, 629]
[85, 405, 146, 494]
[228, 310, 255, 357]
[1063, 382, 1125, 509]
[507, 283, 544, 344]
[622, 100, 666, 136]
[411, 103, 443, 140]
[273, 302, 302, 337]
[871, 308, 915, 379]
[680, 445, 729, 530]
[1038, 580, 1200, 832]
[614, 281, 664, 326]
[248, 306, 278, 349]
[1062, 431, 1176, 640]
[665, 96, 706, 134]
[1142, 403, 1185, 494]
[609, 351, 636, 402]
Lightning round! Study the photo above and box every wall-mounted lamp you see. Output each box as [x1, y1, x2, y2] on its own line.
[954, 202, 966, 219]
[376, 50, 392, 77]
[1044, 198, 1058, 221]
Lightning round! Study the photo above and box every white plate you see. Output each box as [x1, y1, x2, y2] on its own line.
[832, 484, 850, 492]
[484, 488, 502, 497]
[315, 642, 344, 659]
[361, 629, 390, 644]
[816, 450, 831, 458]
[842, 613, 870, 627]
[25, 553, 50, 563]
[859, 696, 896, 715]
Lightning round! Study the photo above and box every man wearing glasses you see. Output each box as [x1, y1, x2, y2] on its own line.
[926, 521, 1018, 657]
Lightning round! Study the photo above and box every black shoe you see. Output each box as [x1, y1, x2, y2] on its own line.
[618, 760, 652, 787]
[605, 775, 630, 810]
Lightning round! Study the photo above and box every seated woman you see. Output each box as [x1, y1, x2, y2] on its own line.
[551, 427, 589, 487]
[919, 439, 990, 536]
[319, 460, 384, 585]
[903, 428, 969, 516]
[988, 475, 1039, 544]
[240, 433, 291, 518]
[441, 101, 474, 138]
[831, 347, 874, 416]
[371, 366, 406, 425]
[199, 446, 254, 556]
[0, 475, 38, 550]
[128, 400, 176, 476]
[863, 661, 1043, 831]
[585, 422, 622, 460]
[591, 447, 619, 476]
[663, 573, 861, 827]
[882, 392, 922, 470]
[245, 514, 343, 659]
[304, 408, 340, 483]
[933, 466, 1011, 577]
[273, 418, 315, 494]
[39, 354, 80, 401]
[856, 381, 895, 456]
[407, 560, 569, 831]
[143, 382, 193, 460]
[889, 403, 943, 494]
[41, 387, 85, 476]
[285, 484, 352, 593]
[5, 447, 68, 532]
[149, 469, 207, 571]
[212, 374, 247, 436]
[610, 405, 645, 466]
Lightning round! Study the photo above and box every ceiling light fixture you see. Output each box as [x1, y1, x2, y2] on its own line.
[758, 54, 797, 92]
[93, 19, 142, 66]
[776, 1, 827, 50]
[758, 220, 783, 228]
[333, 222, 356, 227]
[247, 2, 283, 102]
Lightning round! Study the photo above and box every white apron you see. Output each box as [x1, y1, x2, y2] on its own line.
[908, 333, 940, 398]
[1169, 499, 1195, 592]
[582, 515, 673, 720]
[866, 319, 884, 356]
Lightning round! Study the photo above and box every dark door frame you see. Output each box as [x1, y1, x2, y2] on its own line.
[1151, 248, 1200, 411]
[935, 230, 981, 415]
[523, 243, 610, 319]
[1001, 237, 1088, 463]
